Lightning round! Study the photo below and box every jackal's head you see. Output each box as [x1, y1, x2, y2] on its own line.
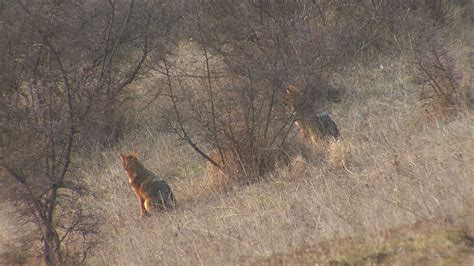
[120, 151, 139, 175]
[285, 85, 304, 109]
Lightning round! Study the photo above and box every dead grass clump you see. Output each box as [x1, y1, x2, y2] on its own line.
[327, 138, 353, 170]
[271, 154, 310, 182]
[0, 244, 31, 266]
[286, 155, 308, 179]
[282, 132, 353, 172]
[0, 203, 40, 266]
[205, 148, 235, 192]
[0, 232, 40, 266]
[205, 145, 288, 192]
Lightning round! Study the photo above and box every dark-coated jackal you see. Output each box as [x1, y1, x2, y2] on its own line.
[286, 85, 340, 144]
[120, 152, 175, 217]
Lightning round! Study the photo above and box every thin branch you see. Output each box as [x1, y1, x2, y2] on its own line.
[164, 59, 222, 169]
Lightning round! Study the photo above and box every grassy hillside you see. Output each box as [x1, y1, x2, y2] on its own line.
[1, 43, 472, 266]
[1, 4, 473, 265]
[76, 53, 472, 264]
[258, 214, 474, 265]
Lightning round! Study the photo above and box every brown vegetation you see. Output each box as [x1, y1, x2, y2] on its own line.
[1, 1, 473, 265]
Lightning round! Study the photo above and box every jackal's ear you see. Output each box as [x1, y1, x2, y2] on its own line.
[286, 85, 297, 94]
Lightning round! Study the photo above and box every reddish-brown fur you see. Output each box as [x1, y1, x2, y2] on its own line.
[120, 152, 175, 217]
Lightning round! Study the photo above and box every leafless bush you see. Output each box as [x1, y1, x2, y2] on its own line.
[402, 14, 467, 112]
[147, 0, 472, 182]
[410, 43, 462, 108]
[149, 1, 356, 181]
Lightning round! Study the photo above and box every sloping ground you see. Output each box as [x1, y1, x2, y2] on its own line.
[84, 50, 473, 264]
[257, 212, 474, 265]
[2, 49, 472, 264]
[84, 104, 473, 265]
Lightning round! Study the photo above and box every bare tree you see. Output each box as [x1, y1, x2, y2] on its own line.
[0, 0, 181, 264]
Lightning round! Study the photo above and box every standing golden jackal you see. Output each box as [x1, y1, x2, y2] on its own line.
[286, 85, 340, 144]
[120, 152, 175, 217]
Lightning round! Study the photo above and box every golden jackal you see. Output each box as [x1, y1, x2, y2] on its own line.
[286, 85, 340, 145]
[120, 152, 175, 217]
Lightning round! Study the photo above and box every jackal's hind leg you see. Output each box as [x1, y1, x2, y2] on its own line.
[138, 195, 149, 217]
[144, 198, 164, 213]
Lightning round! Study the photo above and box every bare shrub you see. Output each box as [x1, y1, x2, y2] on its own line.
[411, 44, 462, 110]
[148, 1, 472, 183]
[155, 44, 291, 182]
[322, 1, 471, 114]
[405, 20, 467, 114]
[152, 1, 386, 181]
[0, 1, 181, 264]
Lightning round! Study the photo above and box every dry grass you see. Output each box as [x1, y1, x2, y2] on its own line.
[0, 202, 41, 265]
[257, 212, 474, 265]
[68, 53, 473, 265]
[2, 36, 473, 266]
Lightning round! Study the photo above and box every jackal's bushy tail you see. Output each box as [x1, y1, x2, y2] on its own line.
[143, 179, 175, 212]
